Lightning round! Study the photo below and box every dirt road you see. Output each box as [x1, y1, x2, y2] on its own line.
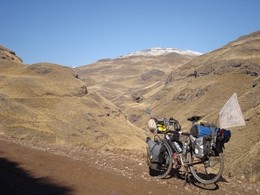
[0, 138, 258, 195]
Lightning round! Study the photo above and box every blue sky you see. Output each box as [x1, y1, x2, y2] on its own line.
[1, 0, 260, 67]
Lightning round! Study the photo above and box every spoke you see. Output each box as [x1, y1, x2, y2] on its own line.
[204, 166, 208, 175]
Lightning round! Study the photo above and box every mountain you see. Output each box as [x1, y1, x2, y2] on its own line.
[75, 48, 201, 123]
[77, 32, 260, 182]
[119, 47, 202, 57]
[0, 52, 145, 152]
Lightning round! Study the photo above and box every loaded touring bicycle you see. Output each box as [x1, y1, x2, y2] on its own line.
[146, 112, 231, 184]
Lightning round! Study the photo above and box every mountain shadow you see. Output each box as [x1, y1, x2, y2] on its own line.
[0, 157, 73, 195]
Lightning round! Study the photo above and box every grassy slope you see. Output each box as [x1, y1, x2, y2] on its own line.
[0, 60, 145, 152]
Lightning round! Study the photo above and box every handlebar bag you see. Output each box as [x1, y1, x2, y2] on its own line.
[157, 123, 167, 134]
[148, 118, 167, 134]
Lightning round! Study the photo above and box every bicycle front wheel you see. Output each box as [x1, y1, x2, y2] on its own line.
[151, 141, 173, 179]
[188, 153, 224, 184]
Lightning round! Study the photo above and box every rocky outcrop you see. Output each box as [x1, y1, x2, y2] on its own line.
[0, 45, 23, 63]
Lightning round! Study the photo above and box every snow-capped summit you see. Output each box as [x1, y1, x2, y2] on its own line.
[120, 47, 203, 58]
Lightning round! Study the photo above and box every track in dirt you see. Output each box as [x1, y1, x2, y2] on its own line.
[0, 139, 181, 195]
[0, 139, 258, 195]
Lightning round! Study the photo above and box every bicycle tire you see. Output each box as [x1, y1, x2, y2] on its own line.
[188, 152, 224, 184]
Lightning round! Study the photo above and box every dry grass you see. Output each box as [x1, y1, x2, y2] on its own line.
[0, 60, 146, 153]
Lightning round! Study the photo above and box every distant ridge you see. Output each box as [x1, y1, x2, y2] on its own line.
[120, 47, 203, 58]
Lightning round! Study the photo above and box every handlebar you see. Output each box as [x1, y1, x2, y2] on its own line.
[154, 117, 182, 131]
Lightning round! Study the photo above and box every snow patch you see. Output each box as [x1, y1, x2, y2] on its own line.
[120, 47, 203, 58]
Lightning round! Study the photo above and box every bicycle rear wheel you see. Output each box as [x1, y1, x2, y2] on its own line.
[188, 153, 224, 184]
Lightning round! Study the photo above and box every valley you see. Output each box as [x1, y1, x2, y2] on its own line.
[0, 31, 259, 194]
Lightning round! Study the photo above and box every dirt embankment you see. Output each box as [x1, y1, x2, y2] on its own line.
[0, 137, 258, 195]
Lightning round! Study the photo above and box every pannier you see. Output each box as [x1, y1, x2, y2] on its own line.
[190, 123, 232, 158]
[217, 128, 231, 143]
[146, 138, 164, 170]
[190, 135, 212, 158]
[190, 124, 218, 138]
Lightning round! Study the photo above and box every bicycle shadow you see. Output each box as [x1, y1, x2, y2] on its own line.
[188, 175, 229, 190]
[152, 168, 229, 191]
[0, 157, 73, 195]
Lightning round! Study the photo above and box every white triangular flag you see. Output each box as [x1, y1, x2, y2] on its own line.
[219, 93, 246, 129]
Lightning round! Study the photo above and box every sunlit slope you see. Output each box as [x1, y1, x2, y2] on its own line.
[0, 59, 145, 151]
[76, 50, 199, 122]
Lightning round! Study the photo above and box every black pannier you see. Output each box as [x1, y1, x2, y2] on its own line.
[146, 137, 164, 170]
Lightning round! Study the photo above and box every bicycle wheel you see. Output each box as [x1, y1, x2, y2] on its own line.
[188, 153, 224, 184]
[150, 141, 173, 179]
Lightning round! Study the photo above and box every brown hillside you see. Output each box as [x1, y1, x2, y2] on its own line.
[166, 31, 260, 82]
[0, 59, 145, 152]
[140, 31, 260, 182]
[76, 52, 199, 123]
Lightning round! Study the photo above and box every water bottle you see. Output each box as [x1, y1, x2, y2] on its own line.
[182, 141, 188, 155]
[173, 141, 182, 153]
